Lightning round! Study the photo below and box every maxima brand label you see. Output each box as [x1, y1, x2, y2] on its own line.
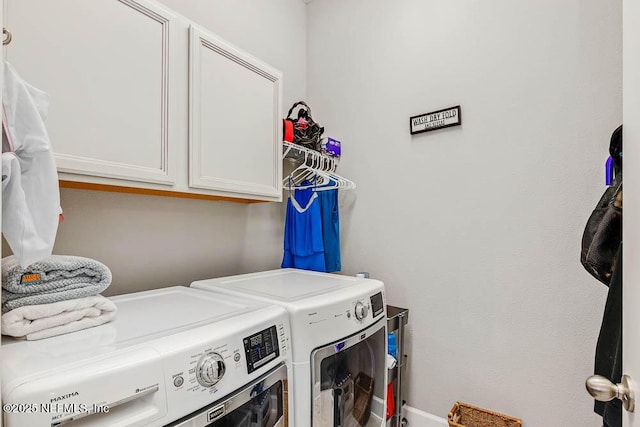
[50, 392, 79, 402]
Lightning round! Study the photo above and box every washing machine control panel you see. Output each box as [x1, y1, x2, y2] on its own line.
[157, 308, 290, 426]
[243, 325, 280, 374]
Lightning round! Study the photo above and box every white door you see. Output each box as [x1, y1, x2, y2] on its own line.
[624, 0, 640, 425]
[585, 2, 640, 425]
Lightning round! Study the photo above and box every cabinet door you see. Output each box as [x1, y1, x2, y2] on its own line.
[189, 25, 282, 200]
[7, 0, 177, 185]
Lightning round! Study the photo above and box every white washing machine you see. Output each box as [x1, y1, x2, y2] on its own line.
[1, 286, 291, 427]
[191, 269, 387, 427]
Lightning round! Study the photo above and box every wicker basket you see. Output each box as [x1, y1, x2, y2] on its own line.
[448, 402, 522, 427]
[353, 372, 375, 426]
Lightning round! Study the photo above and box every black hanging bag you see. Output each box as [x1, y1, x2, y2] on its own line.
[285, 101, 324, 151]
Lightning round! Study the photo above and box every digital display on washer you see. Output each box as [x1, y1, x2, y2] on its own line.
[370, 292, 384, 318]
[243, 325, 279, 374]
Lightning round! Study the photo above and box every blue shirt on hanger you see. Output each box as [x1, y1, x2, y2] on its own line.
[282, 182, 326, 272]
[318, 188, 341, 272]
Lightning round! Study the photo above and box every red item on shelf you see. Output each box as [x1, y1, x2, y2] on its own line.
[386, 382, 395, 419]
[283, 119, 294, 142]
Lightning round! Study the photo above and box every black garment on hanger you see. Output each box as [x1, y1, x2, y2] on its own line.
[581, 126, 622, 284]
[594, 243, 622, 427]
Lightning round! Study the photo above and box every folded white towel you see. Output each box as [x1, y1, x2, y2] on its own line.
[1, 295, 117, 340]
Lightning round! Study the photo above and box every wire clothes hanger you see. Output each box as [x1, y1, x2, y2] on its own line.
[319, 155, 354, 191]
[284, 148, 331, 190]
[282, 146, 355, 192]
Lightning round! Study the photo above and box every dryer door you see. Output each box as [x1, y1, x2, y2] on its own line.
[311, 319, 387, 427]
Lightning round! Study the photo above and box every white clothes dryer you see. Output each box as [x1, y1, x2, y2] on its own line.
[1, 286, 291, 427]
[191, 268, 388, 427]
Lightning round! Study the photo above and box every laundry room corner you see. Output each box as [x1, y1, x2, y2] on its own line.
[0, 0, 629, 425]
[306, 0, 622, 425]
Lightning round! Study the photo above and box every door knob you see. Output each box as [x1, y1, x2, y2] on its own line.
[586, 374, 635, 412]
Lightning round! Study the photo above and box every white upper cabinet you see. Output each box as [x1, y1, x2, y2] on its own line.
[188, 25, 282, 199]
[7, 0, 178, 185]
[6, 0, 283, 201]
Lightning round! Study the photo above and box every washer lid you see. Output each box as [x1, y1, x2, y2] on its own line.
[108, 286, 264, 342]
[191, 268, 369, 302]
[1, 286, 266, 359]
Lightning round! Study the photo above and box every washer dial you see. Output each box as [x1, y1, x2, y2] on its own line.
[196, 352, 226, 387]
[355, 301, 369, 320]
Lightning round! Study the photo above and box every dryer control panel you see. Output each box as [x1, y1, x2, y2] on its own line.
[351, 292, 383, 322]
[370, 292, 384, 318]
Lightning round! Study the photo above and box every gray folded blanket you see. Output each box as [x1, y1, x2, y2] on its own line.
[2, 255, 112, 313]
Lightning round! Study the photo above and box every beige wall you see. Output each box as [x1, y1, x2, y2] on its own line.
[306, 0, 622, 425]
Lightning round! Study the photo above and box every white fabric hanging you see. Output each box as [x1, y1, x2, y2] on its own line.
[2, 61, 60, 268]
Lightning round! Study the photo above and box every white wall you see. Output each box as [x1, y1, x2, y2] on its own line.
[306, 1, 621, 425]
[2, 0, 306, 295]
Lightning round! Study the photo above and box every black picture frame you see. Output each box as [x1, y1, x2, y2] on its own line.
[410, 105, 462, 135]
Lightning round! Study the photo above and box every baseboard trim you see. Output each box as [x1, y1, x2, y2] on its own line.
[402, 405, 448, 427]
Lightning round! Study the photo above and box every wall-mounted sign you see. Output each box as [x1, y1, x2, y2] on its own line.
[410, 106, 461, 135]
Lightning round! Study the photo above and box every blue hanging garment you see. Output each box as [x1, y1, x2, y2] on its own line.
[282, 182, 326, 272]
[318, 188, 341, 272]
